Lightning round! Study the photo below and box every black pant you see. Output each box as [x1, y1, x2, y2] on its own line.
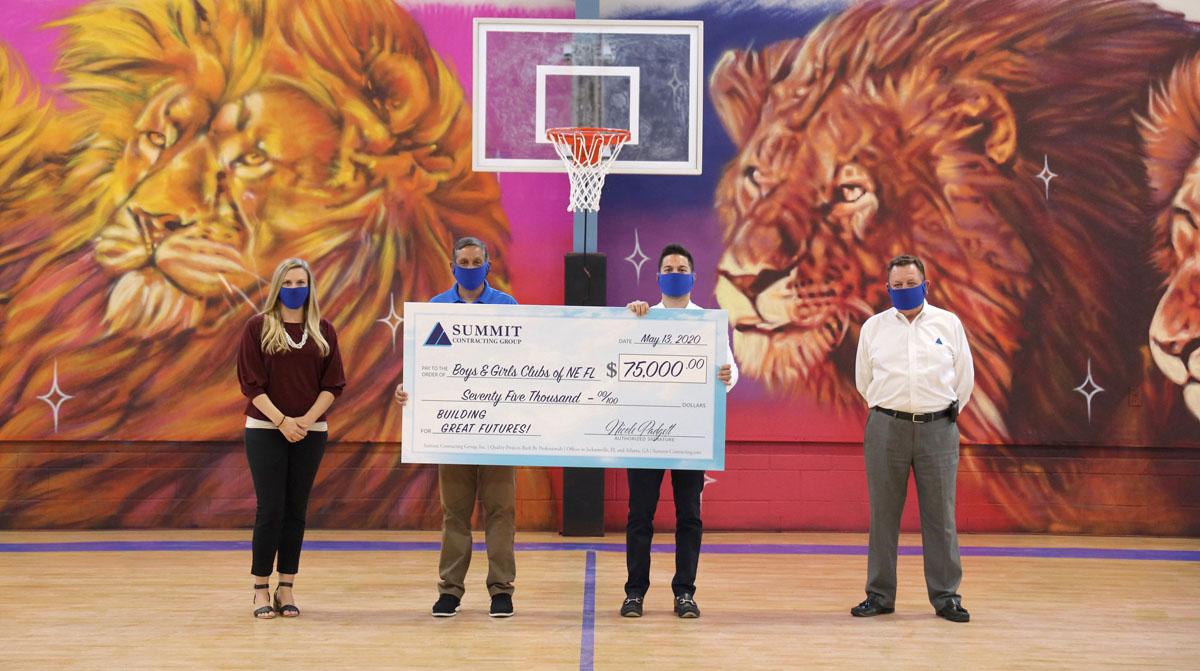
[625, 468, 705, 598]
[245, 428, 327, 577]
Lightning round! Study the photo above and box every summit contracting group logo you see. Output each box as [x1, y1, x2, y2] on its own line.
[424, 321, 525, 346]
[424, 323, 452, 347]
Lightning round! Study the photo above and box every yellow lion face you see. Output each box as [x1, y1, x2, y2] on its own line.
[0, 0, 511, 443]
[0, 0, 548, 531]
[93, 86, 360, 335]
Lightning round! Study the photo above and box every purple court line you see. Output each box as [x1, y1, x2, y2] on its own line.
[579, 550, 596, 671]
[0, 540, 1195, 561]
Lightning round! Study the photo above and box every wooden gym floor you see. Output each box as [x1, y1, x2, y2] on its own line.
[1, 531, 1197, 670]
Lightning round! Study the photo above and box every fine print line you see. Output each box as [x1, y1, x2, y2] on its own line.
[426, 399, 681, 408]
[581, 433, 707, 439]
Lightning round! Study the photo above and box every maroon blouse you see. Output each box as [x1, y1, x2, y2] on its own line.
[237, 314, 346, 422]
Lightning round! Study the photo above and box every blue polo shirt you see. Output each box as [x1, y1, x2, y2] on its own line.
[429, 281, 518, 305]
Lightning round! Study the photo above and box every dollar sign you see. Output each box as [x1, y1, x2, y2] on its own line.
[607, 362, 617, 378]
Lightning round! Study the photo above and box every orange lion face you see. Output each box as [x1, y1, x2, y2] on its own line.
[706, 0, 1186, 444]
[94, 87, 354, 335]
[1149, 168, 1200, 418]
[1144, 53, 1200, 422]
[710, 40, 1032, 430]
[713, 84, 919, 391]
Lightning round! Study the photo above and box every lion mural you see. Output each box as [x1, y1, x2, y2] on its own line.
[0, 0, 555, 528]
[1143, 47, 1200, 423]
[708, 0, 1199, 444]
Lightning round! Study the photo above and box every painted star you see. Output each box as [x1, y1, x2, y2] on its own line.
[700, 473, 717, 508]
[624, 229, 651, 284]
[1035, 154, 1059, 200]
[1072, 358, 1105, 423]
[36, 359, 74, 433]
[376, 293, 404, 351]
[667, 65, 687, 120]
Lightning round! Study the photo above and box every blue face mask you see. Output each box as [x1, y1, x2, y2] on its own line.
[453, 262, 490, 291]
[658, 272, 696, 298]
[887, 283, 926, 311]
[278, 286, 309, 310]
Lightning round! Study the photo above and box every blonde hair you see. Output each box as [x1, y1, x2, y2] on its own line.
[260, 258, 331, 356]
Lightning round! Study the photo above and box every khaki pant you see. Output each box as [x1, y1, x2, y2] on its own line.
[437, 464, 516, 597]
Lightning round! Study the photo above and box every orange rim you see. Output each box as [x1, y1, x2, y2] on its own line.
[546, 127, 631, 166]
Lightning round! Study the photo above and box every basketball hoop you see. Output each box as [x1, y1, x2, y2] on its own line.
[546, 127, 630, 212]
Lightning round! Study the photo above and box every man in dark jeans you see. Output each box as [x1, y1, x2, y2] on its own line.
[621, 243, 738, 618]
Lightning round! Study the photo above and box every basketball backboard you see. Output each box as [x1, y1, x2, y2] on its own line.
[472, 18, 703, 175]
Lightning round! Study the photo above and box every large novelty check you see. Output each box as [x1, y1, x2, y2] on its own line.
[401, 303, 728, 470]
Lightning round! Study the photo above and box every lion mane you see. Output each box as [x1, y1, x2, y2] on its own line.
[0, 0, 537, 528]
[1142, 47, 1200, 423]
[709, 0, 1198, 444]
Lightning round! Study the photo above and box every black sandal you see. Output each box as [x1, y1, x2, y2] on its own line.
[274, 582, 300, 617]
[252, 584, 276, 619]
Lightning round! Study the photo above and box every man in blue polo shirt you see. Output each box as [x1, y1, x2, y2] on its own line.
[429, 237, 517, 306]
[395, 237, 518, 618]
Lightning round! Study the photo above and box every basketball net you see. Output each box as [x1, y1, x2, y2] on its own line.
[546, 127, 631, 212]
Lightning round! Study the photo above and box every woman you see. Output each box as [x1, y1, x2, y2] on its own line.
[237, 258, 345, 619]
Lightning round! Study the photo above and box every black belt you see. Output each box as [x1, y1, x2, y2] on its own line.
[873, 406, 952, 423]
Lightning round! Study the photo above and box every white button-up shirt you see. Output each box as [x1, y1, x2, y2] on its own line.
[654, 300, 739, 392]
[854, 303, 973, 413]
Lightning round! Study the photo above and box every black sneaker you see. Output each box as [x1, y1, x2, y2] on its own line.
[673, 593, 700, 618]
[489, 592, 514, 618]
[620, 595, 644, 617]
[431, 593, 461, 617]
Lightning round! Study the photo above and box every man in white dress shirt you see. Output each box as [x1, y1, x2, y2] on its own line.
[851, 254, 974, 623]
[621, 243, 738, 619]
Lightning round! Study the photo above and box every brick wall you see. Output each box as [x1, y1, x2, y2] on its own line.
[602, 442, 1200, 536]
[2, 440, 1197, 534]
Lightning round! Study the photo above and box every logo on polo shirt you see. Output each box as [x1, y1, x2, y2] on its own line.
[935, 337, 943, 345]
[424, 323, 452, 347]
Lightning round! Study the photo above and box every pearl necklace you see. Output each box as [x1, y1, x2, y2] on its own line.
[284, 325, 308, 349]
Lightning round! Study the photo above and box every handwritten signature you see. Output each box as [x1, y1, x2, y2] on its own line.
[604, 419, 678, 441]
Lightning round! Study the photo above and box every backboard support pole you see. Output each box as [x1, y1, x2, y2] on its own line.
[561, 0, 608, 539]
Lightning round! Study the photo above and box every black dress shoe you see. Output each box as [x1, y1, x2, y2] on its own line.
[620, 595, 644, 617]
[936, 601, 970, 623]
[850, 596, 894, 617]
[673, 593, 700, 619]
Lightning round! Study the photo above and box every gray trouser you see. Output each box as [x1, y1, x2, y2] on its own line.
[863, 408, 962, 610]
